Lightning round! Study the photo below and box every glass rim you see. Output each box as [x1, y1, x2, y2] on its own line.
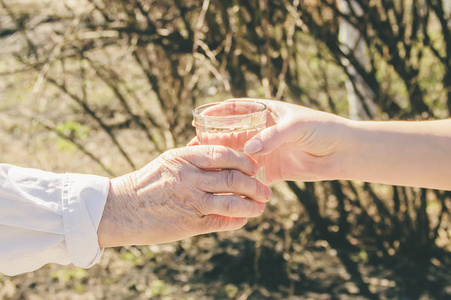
[192, 100, 267, 121]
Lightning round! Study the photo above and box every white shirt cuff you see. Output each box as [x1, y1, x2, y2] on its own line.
[62, 173, 110, 269]
[0, 164, 110, 276]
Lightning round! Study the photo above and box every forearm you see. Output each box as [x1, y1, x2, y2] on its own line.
[336, 119, 451, 190]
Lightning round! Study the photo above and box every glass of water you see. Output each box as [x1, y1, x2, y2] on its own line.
[192, 99, 267, 181]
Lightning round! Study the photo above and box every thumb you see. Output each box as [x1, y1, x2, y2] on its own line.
[187, 136, 200, 146]
[244, 122, 294, 156]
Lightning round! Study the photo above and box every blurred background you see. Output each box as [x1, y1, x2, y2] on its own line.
[0, 0, 450, 299]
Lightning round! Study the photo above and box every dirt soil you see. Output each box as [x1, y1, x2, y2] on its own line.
[1, 202, 451, 300]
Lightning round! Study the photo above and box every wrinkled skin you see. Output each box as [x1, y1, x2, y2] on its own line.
[98, 145, 272, 247]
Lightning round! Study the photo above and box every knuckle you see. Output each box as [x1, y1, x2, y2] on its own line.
[158, 150, 194, 184]
[198, 173, 216, 189]
[201, 215, 229, 232]
[178, 215, 201, 234]
[159, 148, 178, 162]
[215, 216, 231, 231]
[223, 197, 236, 215]
[225, 170, 239, 190]
[204, 146, 216, 164]
[197, 193, 211, 215]
[207, 145, 230, 164]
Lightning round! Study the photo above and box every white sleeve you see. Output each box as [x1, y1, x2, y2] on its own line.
[0, 164, 110, 276]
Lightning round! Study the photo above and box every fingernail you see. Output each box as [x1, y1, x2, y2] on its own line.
[244, 140, 262, 154]
[265, 188, 273, 200]
[258, 202, 266, 213]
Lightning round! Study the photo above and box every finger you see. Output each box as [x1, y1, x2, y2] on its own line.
[183, 145, 259, 176]
[200, 215, 248, 233]
[201, 193, 265, 217]
[187, 136, 200, 146]
[244, 122, 294, 156]
[200, 169, 272, 203]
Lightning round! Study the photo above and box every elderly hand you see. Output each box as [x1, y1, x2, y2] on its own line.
[97, 145, 272, 247]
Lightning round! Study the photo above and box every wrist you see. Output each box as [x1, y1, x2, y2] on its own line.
[97, 176, 136, 247]
[325, 119, 366, 181]
[97, 180, 118, 247]
[330, 119, 403, 184]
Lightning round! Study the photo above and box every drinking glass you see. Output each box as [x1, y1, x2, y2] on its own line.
[192, 100, 267, 181]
